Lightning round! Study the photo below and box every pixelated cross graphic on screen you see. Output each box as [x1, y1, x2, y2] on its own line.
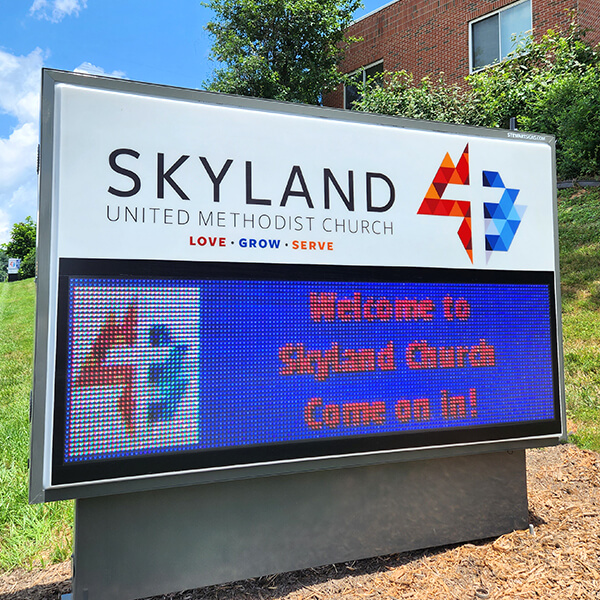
[75, 300, 188, 433]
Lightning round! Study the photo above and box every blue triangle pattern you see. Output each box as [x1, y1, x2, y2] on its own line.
[506, 219, 521, 235]
[506, 205, 521, 221]
[493, 205, 507, 222]
[483, 171, 525, 255]
[506, 188, 519, 202]
[482, 171, 505, 188]
[486, 235, 499, 251]
[496, 237, 509, 251]
[499, 189, 517, 213]
[499, 222, 516, 243]
[485, 219, 500, 236]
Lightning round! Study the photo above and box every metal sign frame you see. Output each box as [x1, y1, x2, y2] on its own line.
[30, 69, 566, 502]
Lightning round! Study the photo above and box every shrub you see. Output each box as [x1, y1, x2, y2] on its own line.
[467, 20, 600, 129]
[354, 71, 485, 126]
[519, 67, 600, 179]
[19, 249, 36, 280]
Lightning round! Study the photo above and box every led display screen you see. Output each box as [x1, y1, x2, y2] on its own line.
[52, 259, 560, 486]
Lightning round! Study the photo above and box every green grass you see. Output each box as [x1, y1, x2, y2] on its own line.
[558, 187, 600, 450]
[0, 187, 599, 571]
[0, 279, 73, 571]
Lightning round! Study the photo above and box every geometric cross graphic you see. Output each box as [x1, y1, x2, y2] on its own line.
[483, 170, 526, 260]
[146, 324, 189, 425]
[75, 301, 138, 432]
[418, 144, 472, 262]
[74, 302, 188, 434]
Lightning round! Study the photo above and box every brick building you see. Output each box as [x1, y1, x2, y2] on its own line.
[324, 0, 600, 109]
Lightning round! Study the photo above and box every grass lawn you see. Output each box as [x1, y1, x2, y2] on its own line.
[0, 186, 599, 571]
[558, 187, 600, 450]
[0, 279, 73, 571]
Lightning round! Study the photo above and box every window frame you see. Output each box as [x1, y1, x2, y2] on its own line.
[469, 0, 532, 73]
[343, 59, 384, 110]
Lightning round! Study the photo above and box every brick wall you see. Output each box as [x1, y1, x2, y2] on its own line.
[324, 0, 599, 108]
[579, 0, 600, 42]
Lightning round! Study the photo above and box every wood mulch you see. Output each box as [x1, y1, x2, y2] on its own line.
[1, 443, 599, 600]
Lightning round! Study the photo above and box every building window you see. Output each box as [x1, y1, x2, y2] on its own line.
[470, 0, 532, 72]
[344, 61, 383, 109]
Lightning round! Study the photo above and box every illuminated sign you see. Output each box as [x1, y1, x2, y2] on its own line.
[31, 71, 564, 501]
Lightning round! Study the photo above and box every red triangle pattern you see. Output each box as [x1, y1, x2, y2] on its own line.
[417, 144, 472, 262]
[75, 301, 139, 432]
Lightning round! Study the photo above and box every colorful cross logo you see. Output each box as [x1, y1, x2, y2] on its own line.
[418, 145, 526, 262]
[74, 300, 189, 433]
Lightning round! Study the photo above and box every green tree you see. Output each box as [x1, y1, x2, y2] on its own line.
[18, 249, 36, 279]
[1, 217, 37, 280]
[1, 217, 36, 260]
[0, 249, 7, 282]
[203, 0, 362, 104]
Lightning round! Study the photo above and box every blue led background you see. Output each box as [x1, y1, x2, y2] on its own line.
[65, 278, 555, 463]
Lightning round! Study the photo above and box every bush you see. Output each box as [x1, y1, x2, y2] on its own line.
[18, 249, 36, 280]
[470, 22, 600, 180]
[466, 20, 600, 128]
[519, 67, 600, 179]
[353, 71, 485, 126]
[0, 251, 7, 282]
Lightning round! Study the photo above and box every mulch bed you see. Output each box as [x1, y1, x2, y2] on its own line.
[2, 443, 599, 600]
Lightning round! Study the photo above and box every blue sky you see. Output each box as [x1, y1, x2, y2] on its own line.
[0, 0, 390, 244]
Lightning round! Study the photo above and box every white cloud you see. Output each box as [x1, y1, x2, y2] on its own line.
[0, 48, 42, 244]
[0, 48, 43, 124]
[74, 62, 126, 79]
[0, 47, 127, 244]
[0, 122, 38, 194]
[0, 179, 39, 245]
[29, 0, 88, 23]
[0, 209, 11, 246]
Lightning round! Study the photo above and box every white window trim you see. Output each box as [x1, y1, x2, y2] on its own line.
[468, 0, 532, 73]
[344, 60, 384, 110]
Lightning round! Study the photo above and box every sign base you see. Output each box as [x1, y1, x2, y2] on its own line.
[71, 450, 528, 600]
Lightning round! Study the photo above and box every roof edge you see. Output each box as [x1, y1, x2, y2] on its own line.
[352, 0, 399, 25]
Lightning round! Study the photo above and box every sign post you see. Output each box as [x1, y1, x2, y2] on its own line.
[31, 70, 564, 599]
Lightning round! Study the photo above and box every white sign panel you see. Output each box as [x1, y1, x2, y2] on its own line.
[52, 83, 554, 271]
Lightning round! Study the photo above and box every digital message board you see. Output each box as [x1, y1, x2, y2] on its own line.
[31, 70, 564, 501]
